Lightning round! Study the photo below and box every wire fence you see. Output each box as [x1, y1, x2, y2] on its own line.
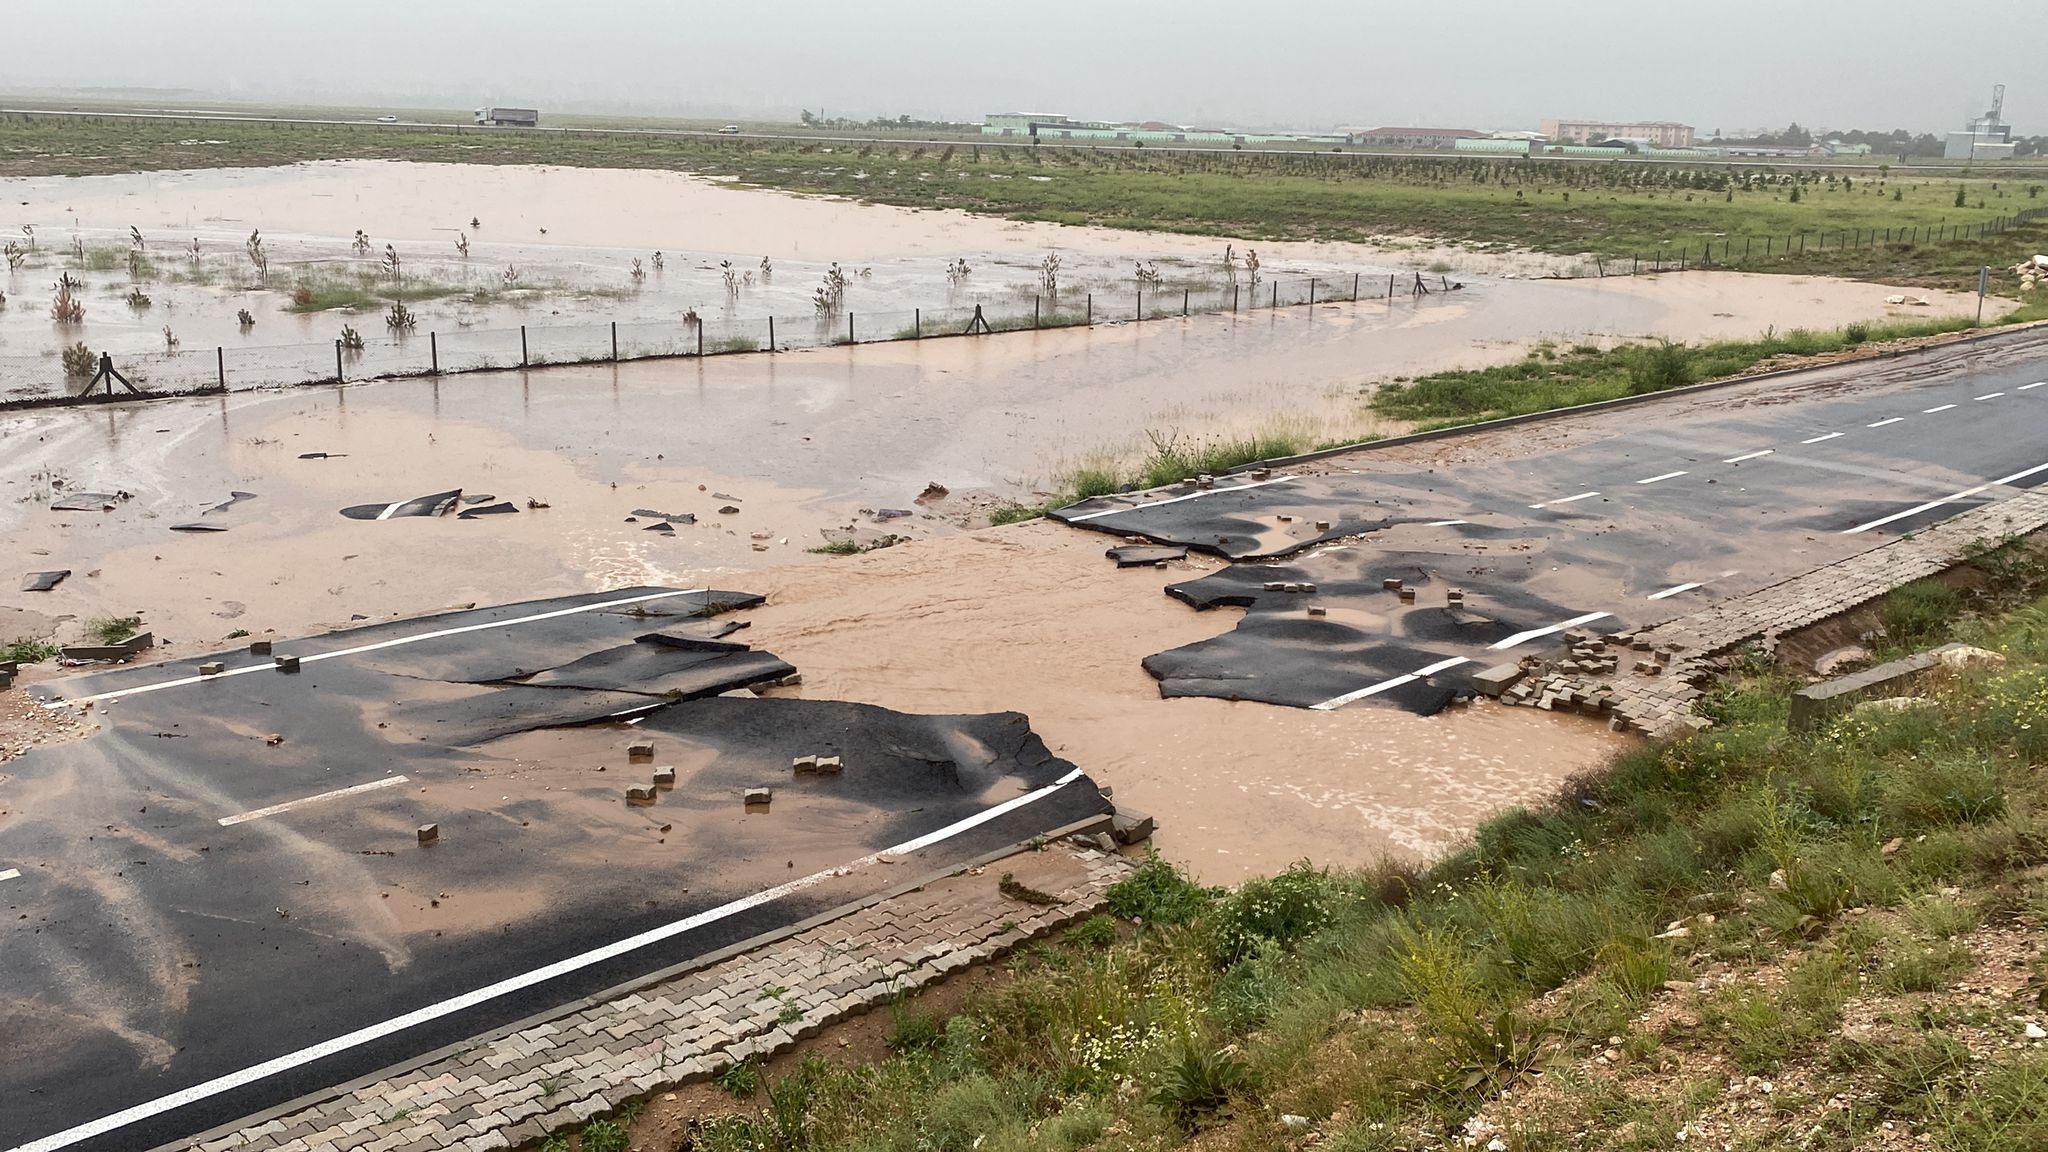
[1576, 205, 2048, 276]
[14, 205, 2044, 408]
[3, 271, 1470, 408]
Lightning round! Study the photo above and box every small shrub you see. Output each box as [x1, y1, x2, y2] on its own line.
[125, 287, 152, 309]
[2, 638, 60, 664]
[338, 325, 366, 352]
[385, 300, 417, 332]
[885, 1005, 945, 1053]
[61, 341, 98, 379]
[1877, 939, 1974, 993]
[1626, 340, 1694, 394]
[1212, 862, 1335, 965]
[291, 285, 314, 307]
[1065, 914, 1117, 948]
[712, 1058, 759, 1098]
[988, 502, 1050, 526]
[1599, 937, 1674, 1003]
[1887, 751, 2006, 829]
[1880, 580, 1961, 644]
[577, 1119, 628, 1152]
[1149, 1042, 1246, 1129]
[1105, 853, 1216, 925]
[1845, 322, 1870, 344]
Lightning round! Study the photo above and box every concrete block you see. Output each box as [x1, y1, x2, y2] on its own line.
[1470, 663, 1527, 697]
[1300, 583, 1318, 593]
[1789, 644, 1957, 732]
[198, 661, 226, 675]
[792, 755, 819, 775]
[1314, 520, 1332, 531]
[627, 739, 655, 764]
[418, 824, 440, 845]
[1397, 588, 1416, 603]
[1110, 807, 1156, 845]
[1307, 605, 1327, 617]
[744, 788, 773, 809]
[626, 784, 657, 805]
[248, 639, 272, 656]
[0, 668, 12, 689]
[1382, 578, 1403, 591]
[815, 755, 842, 774]
[274, 654, 300, 673]
[1263, 581, 1286, 591]
[652, 766, 676, 788]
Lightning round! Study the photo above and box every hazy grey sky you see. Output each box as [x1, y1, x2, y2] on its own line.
[20, 0, 2045, 134]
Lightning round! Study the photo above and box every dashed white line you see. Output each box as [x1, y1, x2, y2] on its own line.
[13, 766, 1091, 1152]
[2021, 382, 2046, 391]
[1311, 657, 1471, 711]
[1424, 519, 1469, 527]
[1723, 450, 1774, 464]
[217, 776, 412, 827]
[1924, 404, 1957, 413]
[1647, 582, 1704, 600]
[1636, 471, 1688, 485]
[1489, 612, 1613, 651]
[48, 588, 713, 708]
[1867, 417, 1904, 428]
[0, 868, 20, 882]
[1062, 475, 1296, 522]
[1531, 491, 1600, 509]
[1842, 461, 2048, 535]
[1801, 432, 1844, 444]
[1976, 392, 2006, 401]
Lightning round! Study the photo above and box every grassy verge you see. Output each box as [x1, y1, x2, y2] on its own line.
[2, 638, 60, 664]
[4, 114, 2042, 264]
[597, 539, 2048, 1152]
[986, 430, 1314, 524]
[1370, 314, 2008, 431]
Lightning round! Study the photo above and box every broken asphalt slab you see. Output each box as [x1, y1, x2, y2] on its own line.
[340, 488, 465, 520]
[21, 569, 71, 592]
[5, 586, 1110, 1152]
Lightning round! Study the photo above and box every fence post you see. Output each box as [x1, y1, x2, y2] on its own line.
[1307, 280, 1315, 307]
[1034, 297, 1040, 328]
[611, 321, 618, 362]
[1233, 284, 1239, 312]
[768, 316, 775, 351]
[1632, 254, 1639, 275]
[1353, 272, 1360, 300]
[1086, 294, 1092, 324]
[1182, 288, 1189, 316]
[431, 331, 438, 374]
[915, 308, 921, 338]
[216, 347, 225, 389]
[335, 339, 343, 384]
[697, 322, 704, 356]
[1137, 286, 1142, 320]
[1272, 282, 1279, 308]
[1389, 273, 1396, 297]
[848, 311, 854, 344]
[520, 325, 528, 367]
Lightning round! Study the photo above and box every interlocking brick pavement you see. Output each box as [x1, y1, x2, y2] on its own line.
[177, 844, 1132, 1152]
[1506, 490, 2048, 736]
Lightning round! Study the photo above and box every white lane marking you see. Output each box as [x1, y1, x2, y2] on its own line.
[1976, 392, 2005, 401]
[1488, 612, 1613, 651]
[1923, 404, 1957, 413]
[1062, 475, 1296, 522]
[1801, 432, 1844, 444]
[1647, 582, 1704, 600]
[1531, 491, 1600, 509]
[2021, 382, 2046, 391]
[217, 776, 411, 827]
[1867, 417, 1904, 428]
[1311, 657, 1471, 711]
[14, 767, 1090, 1152]
[1723, 450, 1773, 464]
[1842, 461, 2048, 535]
[372, 500, 405, 522]
[0, 868, 20, 882]
[1636, 471, 1688, 485]
[1424, 519, 1469, 527]
[51, 589, 711, 708]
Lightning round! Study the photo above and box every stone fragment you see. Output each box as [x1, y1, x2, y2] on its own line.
[745, 788, 773, 808]
[815, 755, 843, 774]
[274, 654, 300, 673]
[627, 739, 655, 764]
[626, 784, 657, 805]
[1470, 663, 1526, 697]
[652, 766, 677, 788]
[198, 661, 226, 676]
[792, 755, 819, 775]
[417, 823, 439, 845]
[248, 639, 273, 656]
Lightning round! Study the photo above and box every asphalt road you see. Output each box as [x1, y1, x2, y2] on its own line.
[0, 590, 1108, 1152]
[1056, 332, 2048, 710]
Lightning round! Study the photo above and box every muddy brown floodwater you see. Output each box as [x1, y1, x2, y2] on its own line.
[0, 164, 1997, 877]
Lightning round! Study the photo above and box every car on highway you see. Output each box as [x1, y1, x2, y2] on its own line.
[375, 115, 399, 123]
[717, 125, 741, 134]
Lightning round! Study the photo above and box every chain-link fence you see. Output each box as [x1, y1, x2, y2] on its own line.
[7, 271, 1463, 407]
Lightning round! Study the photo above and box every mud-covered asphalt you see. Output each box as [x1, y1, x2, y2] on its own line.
[0, 589, 1108, 1152]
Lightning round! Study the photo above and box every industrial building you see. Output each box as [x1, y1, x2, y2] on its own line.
[1540, 118, 1696, 148]
[1339, 126, 1487, 148]
[1945, 85, 2015, 160]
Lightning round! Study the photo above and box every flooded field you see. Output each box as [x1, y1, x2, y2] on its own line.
[0, 161, 1996, 876]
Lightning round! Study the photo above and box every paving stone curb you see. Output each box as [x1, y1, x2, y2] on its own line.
[172, 844, 1133, 1152]
[1502, 489, 2048, 737]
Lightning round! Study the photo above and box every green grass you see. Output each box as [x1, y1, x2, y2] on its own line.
[586, 539, 2048, 1152]
[1371, 317, 1983, 429]
[4, 113, 2043, 270]
[2, 638, 60, 664]
[83, 616, 141, 645]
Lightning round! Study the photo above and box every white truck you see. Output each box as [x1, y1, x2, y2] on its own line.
[473, 107, 541, 128]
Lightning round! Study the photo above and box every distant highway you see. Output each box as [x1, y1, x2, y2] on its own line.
[3, 105, 2038, 176]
